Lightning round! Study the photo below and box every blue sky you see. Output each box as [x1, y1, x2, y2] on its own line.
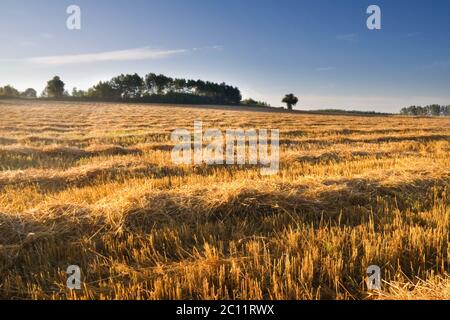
[1, 0, 450, 112]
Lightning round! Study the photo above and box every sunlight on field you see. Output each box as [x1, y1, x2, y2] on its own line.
[0, 100, 448, 300]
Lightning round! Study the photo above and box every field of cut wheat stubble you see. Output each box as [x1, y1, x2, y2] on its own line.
[0, 100, 448, 299]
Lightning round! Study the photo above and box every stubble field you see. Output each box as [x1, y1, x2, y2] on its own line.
[0, 100, 448, 300]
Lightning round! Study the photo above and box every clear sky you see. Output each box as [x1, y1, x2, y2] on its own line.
[1, 0, 450, 112]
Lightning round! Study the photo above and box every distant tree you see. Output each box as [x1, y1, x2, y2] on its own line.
[173, 78, 187, 93]
[0, 85, 20, 97]
[416, 106, 427, 115]
[404, 105, 419, 115]
[144, 73, 158, 95]
[427, 104, 442, 116]
[186, 79, 197, 94]
[400, 107, 409, 115]
[282, 94, 299, 110]
[111, 74, 144, 99]
[242, 98, 258, 105]
[87, 81, 121, 100]
[45, 76, 65, 98]
[224, 85, 242, 105]
[241, 98, 270, 107]
[154, 74, 173, 94]
[443, 105, 450, 116]
[21, 88, 37, 98]
[122, 73, 144, 98]
[401, 105, 425, 116]
[72, 87, 86, 98]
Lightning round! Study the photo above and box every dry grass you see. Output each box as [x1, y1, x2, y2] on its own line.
[372, 275, 450, 300]
[0, 100, 448, 300]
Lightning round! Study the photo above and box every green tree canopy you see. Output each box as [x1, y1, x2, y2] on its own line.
[21, 88, 37, 98]
[400, 104, 449, 116]
[0, 85, 20, 97]
[111, 74, 144, 99]
[87, 81, 121, 100]
[45, 76, 65, 98]
[76, 72, 242, 105]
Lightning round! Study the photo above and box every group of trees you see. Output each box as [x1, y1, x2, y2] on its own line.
[3, 77, 450, 116]
[1, 74, 243, 105]
[0, 79, 301, 111]
[243, 94, 299, 110]
[241, 98, 270, 107]
[70, 73, 242, 105]
[0, 76, 65, 99]
[1, 74, 298, 110]
[0, 85, 37, 98]
[400, 105, 450, 116]
[240, 94, 300, 110]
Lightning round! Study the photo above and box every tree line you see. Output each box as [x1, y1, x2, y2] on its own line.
[400, 105, 450, 116]
[3, 79, 450, 116]
[10, 74, 242, 105]
[0, 85, 37, 98]
[0, 83, 301, 112]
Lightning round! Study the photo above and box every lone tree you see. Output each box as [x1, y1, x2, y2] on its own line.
[45, 76, 65, 98]
[282, 93, 299, 110]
